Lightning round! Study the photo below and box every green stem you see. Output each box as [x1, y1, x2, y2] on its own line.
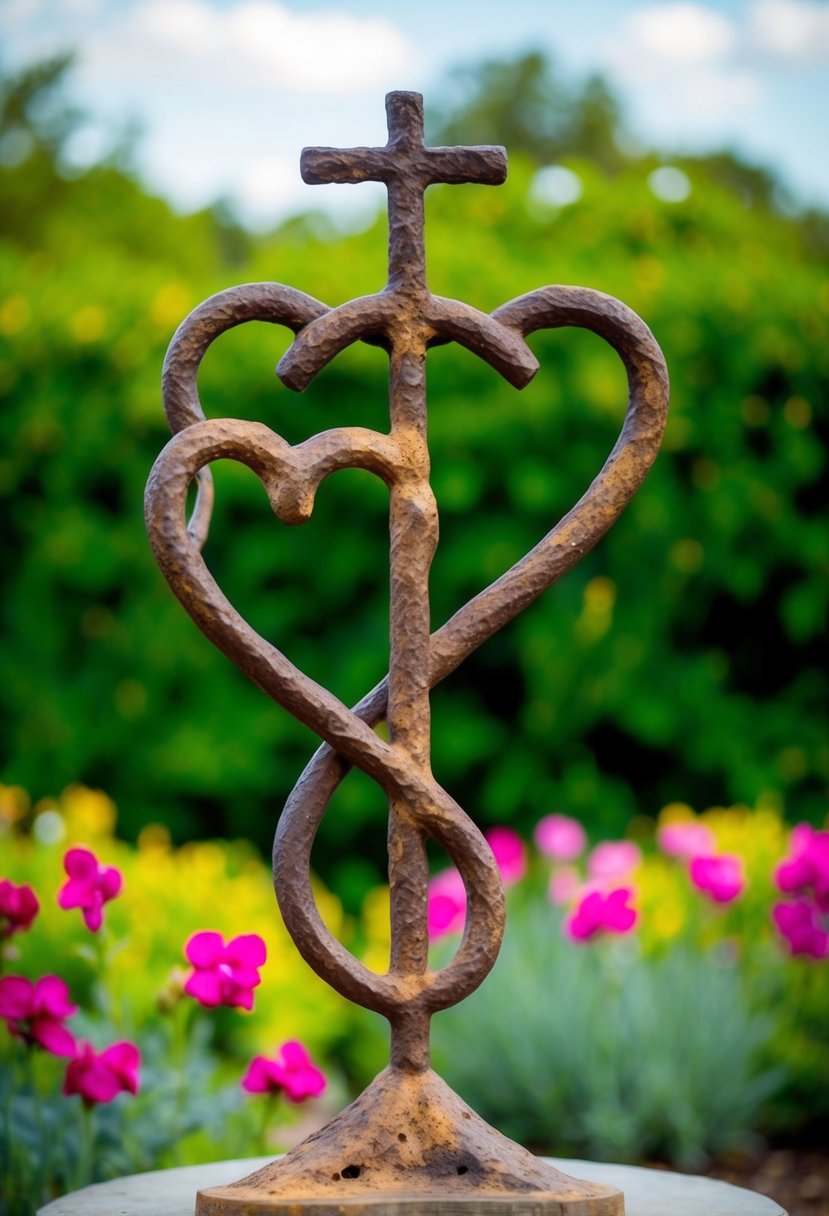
[171, 997, 194, 1163]
[2, 1054, 15, 1199]
[92, 927, 112, 1022]
[27, 1048, 48, 1203]
[258, 1092, 280, 1156]
[75, 1102, 95, 1192]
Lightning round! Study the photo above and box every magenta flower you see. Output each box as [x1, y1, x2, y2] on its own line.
[183, 930, 266, 1010]
[565, 886, 638, 942]
[485, 826, 527, 885]
[242, 1040, 326, 1103]
[657, 821, 716, 860]
[587, 840, 641, 882]
[64, 1041, 141, 1106]
[547, 865, 582, 906]
[775, 825, 829, 912]
[57, 847, 122, 932]
[0, 974, 77, 1056]
[772, 898, 829, 960]
[0, 879, 39, 938]
[772, 897, 829, 960]
[689, 853, 745, 904]
[534, 814, 587, 862]
[427, 868, 466, 941]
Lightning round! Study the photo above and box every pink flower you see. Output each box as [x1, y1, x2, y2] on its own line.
[0, 879, 39, 938]
[64, 1041, 141, 1105]
[534, 814, 587, 862]
[689, 853, 745, 904]
[547, 865, 582, 906]
[772, 899, 829, 960]
[242, 1040, 326, 1103]
[183, 930, 266, 1009]
[775, 825, 829, 913]
[0, 975, 77, 1056]
[57, 847, 122, 932]
[657, 821, 716, 860]
[427, 868, 466, 941]
[587, 840, 641, 882]
[565, 886, 638, 942]
[485, 826, 527, 885]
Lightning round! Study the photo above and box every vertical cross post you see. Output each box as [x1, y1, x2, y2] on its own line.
[301, 91, 507, 294]
[300, 93, 510, 1070]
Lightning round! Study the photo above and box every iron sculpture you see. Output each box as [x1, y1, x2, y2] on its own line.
[146, 91, 669, 1215]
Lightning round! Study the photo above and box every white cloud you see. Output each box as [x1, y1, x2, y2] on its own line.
[677, 63, 761, 113]
[233, 153, 386, 228]
[623, 2, 737, 64]
[1, 0, 99, 25]
[1, 0, 45, 25]
[58, 0, 102, 15]
[0, 0, 104, 61]
[749, 0, 829, 65]
[111, 0, 414, 95]
[605, 3, 760, 133]
[232, 153, 324, 228]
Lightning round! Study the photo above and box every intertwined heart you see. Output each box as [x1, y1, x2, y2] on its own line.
[146, 281, 668, 1016]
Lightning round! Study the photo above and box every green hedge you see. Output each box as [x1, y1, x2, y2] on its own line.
[1, 89, 827, 902]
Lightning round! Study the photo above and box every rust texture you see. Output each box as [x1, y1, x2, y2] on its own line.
[145, 92, 669, 1215]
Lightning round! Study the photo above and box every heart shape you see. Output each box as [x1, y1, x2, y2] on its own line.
[273, 285, 668, 1009]
[147, 281, 668, 1014]
[147, 418, 508, 1017]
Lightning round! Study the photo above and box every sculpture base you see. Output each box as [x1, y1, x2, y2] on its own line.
[196, 1068, 622, 1215]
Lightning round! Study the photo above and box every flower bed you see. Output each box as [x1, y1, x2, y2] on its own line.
[353, 801, 829, 1166]
[1, 782, 827, 1212]
[0, 783, 346, 1214]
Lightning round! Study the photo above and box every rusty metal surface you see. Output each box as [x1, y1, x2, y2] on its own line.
[145, 91, 668, 1213]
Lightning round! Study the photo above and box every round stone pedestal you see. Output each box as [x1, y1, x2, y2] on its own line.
[38, 1157, 787, 1216]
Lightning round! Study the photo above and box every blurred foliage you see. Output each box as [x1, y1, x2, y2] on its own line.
[429, 51, 629, 173]
[0, 54, 827, 904]
[428, 48, 829, 232]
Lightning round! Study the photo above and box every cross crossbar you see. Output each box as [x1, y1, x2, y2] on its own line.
[300, 91, 507, 291]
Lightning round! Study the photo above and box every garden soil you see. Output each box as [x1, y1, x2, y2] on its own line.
[703, 1150, 828, 1216]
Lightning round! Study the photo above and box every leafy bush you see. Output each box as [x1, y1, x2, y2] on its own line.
[0, 59, 827, 898]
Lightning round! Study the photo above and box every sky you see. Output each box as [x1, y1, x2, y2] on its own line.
[3, 0, 829, 229]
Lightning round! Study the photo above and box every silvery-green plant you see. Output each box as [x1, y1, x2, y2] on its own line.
[432, 898, 782, 1169]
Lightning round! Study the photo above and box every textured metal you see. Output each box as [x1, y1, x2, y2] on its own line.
[145, 92, 669, 1215]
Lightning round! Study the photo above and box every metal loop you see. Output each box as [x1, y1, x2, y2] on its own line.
[276, 283, 669, 997]
[145, 416, 505, 1016]
[161, 282, 329, 545]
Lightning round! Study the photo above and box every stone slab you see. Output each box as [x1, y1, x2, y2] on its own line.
[38, 1157, 787, 1216]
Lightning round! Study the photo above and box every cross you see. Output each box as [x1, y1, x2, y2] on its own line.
[301, 91, 507, 293]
